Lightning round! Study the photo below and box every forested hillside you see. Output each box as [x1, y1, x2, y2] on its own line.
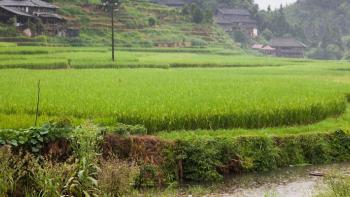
[285, 0, 350, 60]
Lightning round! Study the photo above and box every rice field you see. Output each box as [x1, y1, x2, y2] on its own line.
[0, 45, 350, 133]
[0, 46, 306, 69]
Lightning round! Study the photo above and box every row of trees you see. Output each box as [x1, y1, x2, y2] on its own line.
[284, 0, 350, 59]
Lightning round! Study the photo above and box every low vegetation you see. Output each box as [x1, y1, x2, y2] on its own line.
[317, 174, 350, 197]
[2, 121, 350, 196]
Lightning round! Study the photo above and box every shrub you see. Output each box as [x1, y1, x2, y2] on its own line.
[191, 38, 207, 47]
[174, 140, 223, 182]
[32, 160, 78, 197]
[148, 17, 157, 27]
[99, 158, 139, 196]
[0, 120, 73, 153]
[62, 157, 100, 196]
[235, 136, 279, 171]
[134, 164, 161, 188]
[0, 146, 15, 196]
[0, 23, 16, 37]
[110, 123, 147, 136]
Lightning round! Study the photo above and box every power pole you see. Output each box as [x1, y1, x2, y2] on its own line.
[111, 3, 115, 62]
[102, 0, 120, 62]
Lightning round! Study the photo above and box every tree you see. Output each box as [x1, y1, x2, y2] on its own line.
[148, 17, 156, 27]
[101, 0, 125, 62]
[192, 7, 204, 24]
[261, 28, 273, 40]
[267, 5, 271, 12]
[232, 31, 248, 45]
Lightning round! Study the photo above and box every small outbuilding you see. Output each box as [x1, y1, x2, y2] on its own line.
[268, 37, 306, 58]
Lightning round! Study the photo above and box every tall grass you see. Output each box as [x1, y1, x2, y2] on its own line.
[317, 174, 350, 197]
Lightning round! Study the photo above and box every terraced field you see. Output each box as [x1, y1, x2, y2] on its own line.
[0, 45, 350, 133]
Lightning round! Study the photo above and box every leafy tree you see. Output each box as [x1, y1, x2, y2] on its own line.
[148, 17, 156, 27]
[182, 3, 211, 24]
[192, 7, 204, 23]
[232, 31, 248, 45]
[261, 28, 273, 40]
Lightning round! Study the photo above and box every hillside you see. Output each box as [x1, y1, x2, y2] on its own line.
[0, 0, 237, 49]
[285, 0, 350, 60]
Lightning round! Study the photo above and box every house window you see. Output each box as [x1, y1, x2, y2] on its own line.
[26, 7, 29, 13]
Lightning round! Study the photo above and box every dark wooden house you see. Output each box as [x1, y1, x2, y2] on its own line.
[0, 0, 65, 35]
[152, 0, 194, 8]
[269, 38, 306, 58]
[215, 8, 258, 37]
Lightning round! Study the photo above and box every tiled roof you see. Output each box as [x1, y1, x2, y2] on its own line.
[153, 0, 186, 6]
[0, 1, 64, 20]
[217, 8, 250, 16]
[261, 45, 276, 50]
[0, 0, 58, 9]
[269, 38, 306, 48]
[0, 5, 33, 16]
[34, 12, 64, 20]
[215, 16, 257, 25]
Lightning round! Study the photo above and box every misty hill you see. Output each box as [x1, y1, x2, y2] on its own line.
[285, 0, 350, 60]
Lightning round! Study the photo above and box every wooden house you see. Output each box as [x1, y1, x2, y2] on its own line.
[215, 8, 258, 37]
[152, 0, 194, 8]
[269, 38, 306, 58]
[0, 0, 65, 35]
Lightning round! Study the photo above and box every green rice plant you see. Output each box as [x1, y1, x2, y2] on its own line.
[0, 42, 17, 47]
[0, 46, 350, 133]
[0, 67, 348, 131]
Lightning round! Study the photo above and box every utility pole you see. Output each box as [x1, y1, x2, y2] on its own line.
[111, 3, 115, 61]
[102, 0, 120, 62]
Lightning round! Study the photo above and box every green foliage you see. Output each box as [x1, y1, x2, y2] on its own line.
[232, 31, 249, 45]
[160, 131, 350, 183]
[32, 161, 78, 197]
[0, 120, 73, 153]
[261, 28, 273, 40]
[0, 23, 16, 37]
[110, 123, 147, 136]
[182, 3, 211, 24]
[63, 157, 100, 197]
[317, 174, 350, 197]
[175, 139, 223, 182]
[148, 17, 157, 27]
[134, 164, 160, 188]
[236, 136, 279, 171]
[284, 0, 350, 59]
